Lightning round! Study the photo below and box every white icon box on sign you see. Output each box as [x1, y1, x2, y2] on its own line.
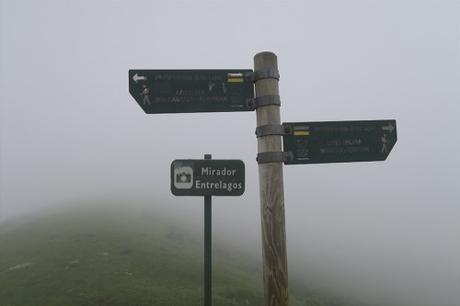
[174, 166, 193, 189]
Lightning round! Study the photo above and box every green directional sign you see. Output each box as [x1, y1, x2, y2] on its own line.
[129, 70, 254, 113]
[171, 159, 245, 196]
[283, 120, 397, 164]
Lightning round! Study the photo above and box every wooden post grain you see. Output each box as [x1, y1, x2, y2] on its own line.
[254, 52, 288, 306]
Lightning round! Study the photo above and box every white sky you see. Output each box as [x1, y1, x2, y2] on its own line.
[1, 0, 459, 305]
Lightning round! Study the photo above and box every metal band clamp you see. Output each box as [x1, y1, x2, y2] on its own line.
[244, 68, 280, 82]
[256, 152, 294, 164]
[255, 124, 292, 138]
[248, 95, 281, 110]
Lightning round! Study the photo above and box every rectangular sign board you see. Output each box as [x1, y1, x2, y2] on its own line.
[283, 120, 397, 164]
[129, 70, 254, 114]
[171, 159, 245, 196]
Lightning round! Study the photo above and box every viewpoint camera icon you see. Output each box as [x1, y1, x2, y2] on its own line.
[174, 166, 193, 189]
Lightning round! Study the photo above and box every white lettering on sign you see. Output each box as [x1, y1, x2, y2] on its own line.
[201, 167, 237, 176]
[320, 146, 370, 154]
[195, 180, 243, 192]
[326, 138, 363, 146]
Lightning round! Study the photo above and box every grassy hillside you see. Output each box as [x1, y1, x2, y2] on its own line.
[0, 205, 339, 306]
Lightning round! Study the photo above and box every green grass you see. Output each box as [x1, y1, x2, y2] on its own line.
[0, 205, 337, 306]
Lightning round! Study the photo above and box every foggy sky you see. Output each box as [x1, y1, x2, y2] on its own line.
[1, 0, 459, 305]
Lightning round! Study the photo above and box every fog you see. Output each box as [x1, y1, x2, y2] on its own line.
[1, 0, 459, 305]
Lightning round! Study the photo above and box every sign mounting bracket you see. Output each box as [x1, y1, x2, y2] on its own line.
[248, 95, 281, 110]
[255, 124, 291, 138]
[244, 68, 280, 82]
[256, 152, 293, 164]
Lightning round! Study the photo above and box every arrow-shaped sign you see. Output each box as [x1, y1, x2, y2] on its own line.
[128, 69, 254, 114]
[382, 123, 395, 133]
[283, 120, 397, 165]
[132, 73, 147, 83]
